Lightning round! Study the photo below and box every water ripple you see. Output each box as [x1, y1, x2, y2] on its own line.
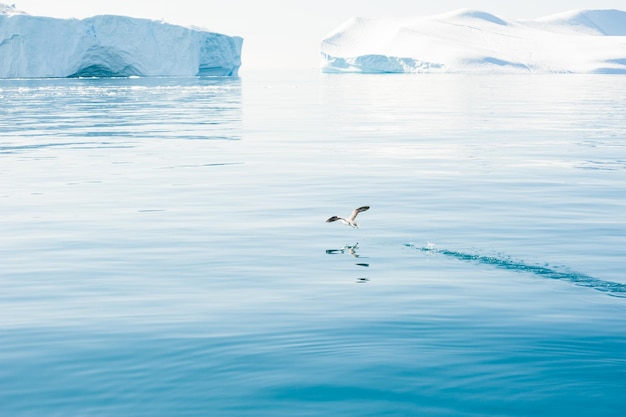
[407, 243, 626, 298]
[0, 142, 132, 154]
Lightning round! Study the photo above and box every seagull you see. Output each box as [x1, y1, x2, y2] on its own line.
[326, 206, 370, 228]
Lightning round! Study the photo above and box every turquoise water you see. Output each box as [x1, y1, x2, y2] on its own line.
[1, 72, 625, 416]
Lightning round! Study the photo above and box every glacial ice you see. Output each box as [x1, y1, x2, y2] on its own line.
[0, 3, 242, 78]
[321, 8, 626, 74]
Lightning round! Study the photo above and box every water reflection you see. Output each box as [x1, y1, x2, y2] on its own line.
[326, 243, 359, 257]
[326, 243, 370, 283]
[0, 76, 243, 145]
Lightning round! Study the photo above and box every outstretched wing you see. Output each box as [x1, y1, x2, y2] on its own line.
[326, 216, 342, 223]
[349, 206, 370, 222]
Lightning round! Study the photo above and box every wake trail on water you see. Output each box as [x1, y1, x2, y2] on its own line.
[405, 243, 626, 298]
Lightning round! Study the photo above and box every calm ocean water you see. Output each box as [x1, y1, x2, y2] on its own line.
[1, 72, 625, 416]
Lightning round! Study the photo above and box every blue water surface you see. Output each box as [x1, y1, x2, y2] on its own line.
[1, 72, 625, 416]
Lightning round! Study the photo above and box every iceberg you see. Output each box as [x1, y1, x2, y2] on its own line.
[321, 8, 626, 74]
[0, 3, 242, 78]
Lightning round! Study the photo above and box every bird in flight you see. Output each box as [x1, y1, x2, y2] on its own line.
[326, 206, 370, 228]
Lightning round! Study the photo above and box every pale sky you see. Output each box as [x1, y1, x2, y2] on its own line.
[13, 0, 626, 72]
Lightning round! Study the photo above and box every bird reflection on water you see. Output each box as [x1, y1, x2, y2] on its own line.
[326, 243, 370, 283]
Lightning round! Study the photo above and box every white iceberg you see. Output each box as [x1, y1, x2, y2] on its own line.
[0, 3, 242, 78]
[321, 9, 626, 74]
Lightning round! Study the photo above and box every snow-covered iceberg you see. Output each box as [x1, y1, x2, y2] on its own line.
[0, 3, 242, 78]
[321, 9, 626, 74]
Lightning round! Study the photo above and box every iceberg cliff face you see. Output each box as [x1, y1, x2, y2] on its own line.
[0, 4, 242, 78]
[321, 9, 626, 74]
